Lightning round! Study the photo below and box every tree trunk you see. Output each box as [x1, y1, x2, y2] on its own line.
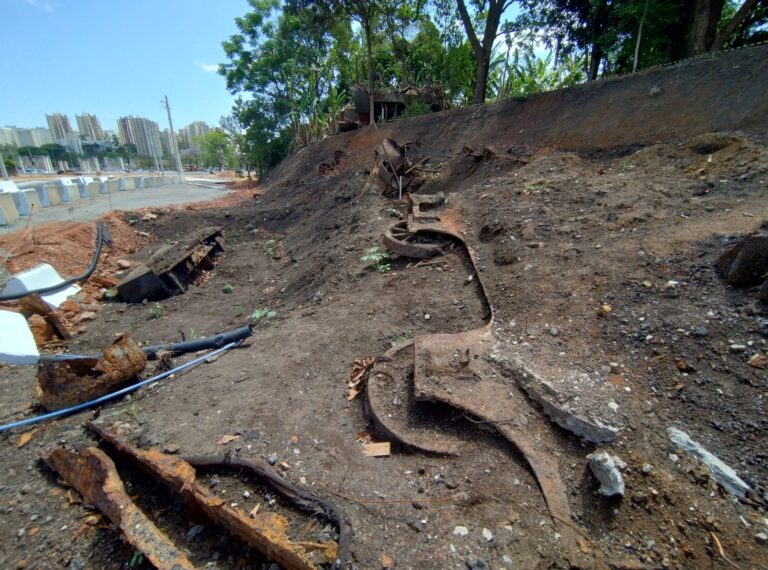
[711, 0, 759, 51]
[365, 22, 375, 125]
[633, 0, 650, 72]
[473, 56, 490, 104]
[687, 0, 726, 56]
[588, 44, 603, 81]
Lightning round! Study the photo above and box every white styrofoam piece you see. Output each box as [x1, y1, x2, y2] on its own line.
[0, 180, 21, 193]
[0, 310, 39, 365]
[1, 263, 80, 308]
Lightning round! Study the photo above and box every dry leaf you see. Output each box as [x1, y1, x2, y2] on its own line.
[356, 431, 373, 444]
[363, 442, 391, 457]
[748, 353, 767, 369]
[249, 504, 261, 518]
[577, 537, 591, 553]
[381, 553, 394, 568]
[217, 434, 240, 445]
[347, 357, 375, 400]
[17, 427, 41, 449]
[66, 489, 82, 505]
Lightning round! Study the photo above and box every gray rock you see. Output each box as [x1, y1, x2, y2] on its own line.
[667, 427, 750, 497]
[186, 524, 205, 541]
[730, 344, 747, 353]
[755, 532, 768, 546]
[466, 560, 488, 570]
[690, 326, 708, 338]
[268, 453, 278, 466]
[587, 451, 626, 497]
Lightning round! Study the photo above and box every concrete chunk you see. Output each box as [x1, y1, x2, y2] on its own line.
[0, 192, 20, 225]
[667, 427, 750, 497]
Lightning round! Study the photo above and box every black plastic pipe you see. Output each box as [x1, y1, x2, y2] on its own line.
[139, 325, 253, 360]
[0, 223, 111, 302]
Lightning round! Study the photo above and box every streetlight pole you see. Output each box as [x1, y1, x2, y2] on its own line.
[162, 95, 184, 181]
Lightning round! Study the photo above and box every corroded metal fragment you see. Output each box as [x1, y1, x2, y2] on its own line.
[43, 446, 194, 570]
[90, 424, 338, 570]
[35, 333, 147, 410]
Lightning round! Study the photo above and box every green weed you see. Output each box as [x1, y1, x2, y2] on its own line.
[251, 307, 277, 322]
[361, 246, 392, 273]
[147, 303, 163, 320]
[223, 283, 234, 294]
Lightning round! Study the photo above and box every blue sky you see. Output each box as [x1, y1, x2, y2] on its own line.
[1, 0, 251, 132]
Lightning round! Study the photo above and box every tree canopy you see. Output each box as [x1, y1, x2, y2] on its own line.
[218, 0, 767, 175]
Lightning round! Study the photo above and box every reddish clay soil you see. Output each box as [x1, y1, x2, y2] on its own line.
[1, 46, 768, 570]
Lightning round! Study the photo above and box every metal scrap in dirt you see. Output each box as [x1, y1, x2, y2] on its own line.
[36, 333, 147, 411]
[117, 226, 224, 303]
[50, 422, 353, 569]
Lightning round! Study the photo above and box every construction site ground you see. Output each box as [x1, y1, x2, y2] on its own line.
[1, 46, 768, 569]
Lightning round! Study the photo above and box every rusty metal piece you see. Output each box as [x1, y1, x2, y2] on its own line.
[183, 455, 352, 567]
[383, 221, 446, 259]
[89, 423, 338, 570]
[411, 329, 574, 524]
[364, 340, 465, 456]
[408, 192, 445, 223]
[117, 226, 224, 303]
[35, 333, 147, 411]
[43, 446, 195, 570]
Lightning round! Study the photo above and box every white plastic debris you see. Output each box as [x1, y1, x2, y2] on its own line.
[587, 451, 625, 497]
[0, 310, 39, 365]
[1, 263, 80, 308]
[453, 525, 469, 537]
[667, 427, 750, 497]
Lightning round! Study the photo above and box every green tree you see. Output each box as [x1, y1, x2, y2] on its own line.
[193, 131, 233, 170]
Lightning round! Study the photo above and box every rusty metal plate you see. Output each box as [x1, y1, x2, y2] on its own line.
[43, 446, 195, 570]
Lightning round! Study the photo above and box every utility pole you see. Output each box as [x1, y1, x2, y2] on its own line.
[0, 150, 9, 181]
[162, 95, 184, 181]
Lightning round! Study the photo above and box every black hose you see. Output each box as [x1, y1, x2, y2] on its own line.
[141, 325, 253, 359]
[0, 223, 110, 302]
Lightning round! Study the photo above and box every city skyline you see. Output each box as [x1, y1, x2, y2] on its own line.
[1, 1, 249, 130]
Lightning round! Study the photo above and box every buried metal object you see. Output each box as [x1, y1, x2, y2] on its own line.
[89, 423, 345, 570]
[36, 333, 147, 411]
[117, 226, 224, 303]
[43, 446, 195, 570]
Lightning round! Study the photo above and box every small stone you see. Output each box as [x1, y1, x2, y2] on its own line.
[186, 524, 205, 541]
[162, 443, 180, 454]
[691, 326, 708, 338]
[642, 280, 652, 288]
[15, 561, 29, 569]
[501, 555, 513, 565]
[243, 491, 251, 499]
[78, 311, 97, 322]
[649, 86, 663, 97]
[453, 525, 469, 537]
[116, 259, 131, 270]
[268, 453, 278, 466]
[587, 451, 625, 497]
[465, 560, 488, 570]
[641, 464, 653, 475]
[747, 353, 768, 369]
[755, 532, 768, 546]
[664, 280, 679, 289]
[730, 344, 746, 353]
[482, 528, 493, 542]
[424, 313, 431, 320]
[669, 454, 679, 463]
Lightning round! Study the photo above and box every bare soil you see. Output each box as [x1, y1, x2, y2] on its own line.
[1, 47, 768, 570]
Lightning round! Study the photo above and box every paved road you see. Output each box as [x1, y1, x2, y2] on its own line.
[0, 182, 228, 235]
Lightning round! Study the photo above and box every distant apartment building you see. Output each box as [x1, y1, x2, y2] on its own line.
[76, 113, 104, 142]
[0, 126, 53, 147]
[117, 116, 163, 158]
[46, 113, 73, 142]
[179, 121, 211, 144]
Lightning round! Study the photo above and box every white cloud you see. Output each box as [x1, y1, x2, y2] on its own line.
[24, 0, 54, 12]
[195, 62, 219, 73]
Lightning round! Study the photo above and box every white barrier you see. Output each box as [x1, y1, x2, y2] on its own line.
[0, 310, 38, 365]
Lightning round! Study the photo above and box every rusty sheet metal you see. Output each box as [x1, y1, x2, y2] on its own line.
[89, 424, 338, 570]
[36, 333, 147, 411]
[365, 340, 465, 456]
[43, 446, 194, 570]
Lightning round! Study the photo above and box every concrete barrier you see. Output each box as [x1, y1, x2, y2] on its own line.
[134, 177, 145, 189]
[120, 178, 136, 191]
[58, 183, 81, 203]
[153, 176, 163, 187]
[85, 182, 101, 198]
[96, 176, 110, 194]
[35, 183, 62, 207]
[107, 179, 121, 193]
[0, 310, 38, 365]
[0, 192, 20, 225]
[10, 189, 43, 216]
[142, 177, 155, 188]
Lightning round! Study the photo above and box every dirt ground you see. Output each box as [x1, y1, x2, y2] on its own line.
[1, 48, 768, 570]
